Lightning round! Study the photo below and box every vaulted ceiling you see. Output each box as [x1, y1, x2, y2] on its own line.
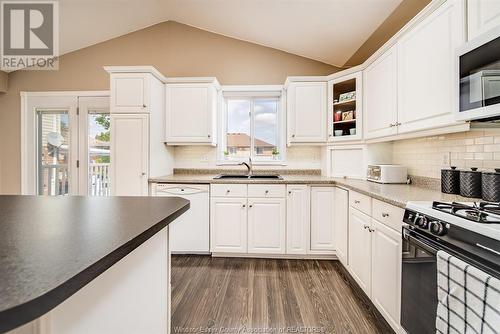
[59, 0, 403, 67]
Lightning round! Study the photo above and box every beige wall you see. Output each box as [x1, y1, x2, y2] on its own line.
[0, 71, 7, 93]
[393, 129, 500, 179]
[0, 21, 337, 194]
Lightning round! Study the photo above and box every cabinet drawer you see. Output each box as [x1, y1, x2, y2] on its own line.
[211, 184, 247, 197]
[248, 184, 286, 198]
[349, 191, 372, 215]
[372, 199, 404, 232]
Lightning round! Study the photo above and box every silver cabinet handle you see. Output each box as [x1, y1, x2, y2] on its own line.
[382, 213, 389, 218]
[354, 200, 360, 204]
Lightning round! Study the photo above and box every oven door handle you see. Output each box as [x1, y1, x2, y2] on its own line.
[404, 229, 439, 255]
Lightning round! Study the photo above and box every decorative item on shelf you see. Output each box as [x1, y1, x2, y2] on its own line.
[223, 150, 229, 157]
[441, 166, 460, 194]
[271, 148, 280, 160]
[334, 111, 342, 122]
[349, 128, 356, 135]
[334, 130, 343, 136]
[338, 91, 356, 102]
[482, 169, 500, 202]
[342, 110, 354, 121]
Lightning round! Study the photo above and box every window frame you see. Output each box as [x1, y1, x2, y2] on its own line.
[217, 85, 286, 165]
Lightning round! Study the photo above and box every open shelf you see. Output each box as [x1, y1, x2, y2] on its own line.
[333, 99, 356, 106]
[333, 119, 356, 125]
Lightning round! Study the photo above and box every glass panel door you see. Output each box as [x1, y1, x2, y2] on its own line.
[37, 110, 71, 196]
[78, 96, 111, 196]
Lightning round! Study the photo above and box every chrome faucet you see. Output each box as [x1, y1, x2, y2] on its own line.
[240, 157, 253, 176]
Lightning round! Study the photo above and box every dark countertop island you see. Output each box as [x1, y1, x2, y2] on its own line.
[0, 195, 189, 333]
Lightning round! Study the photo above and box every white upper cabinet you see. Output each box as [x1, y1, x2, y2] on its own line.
[165, 80, 219, 145]
[364, 46, 399, 140]
[247, 198, 286, 254]
[110, 73, 150, 113]
[310, 187, 335, 252]
[287, 81, 327, 144]
[110, 114, 149, 196]
[397, 0, 465, 134]
[286, 185, 310, 255]
[468, 0, 500, 40]
[333, 187, 349, 266]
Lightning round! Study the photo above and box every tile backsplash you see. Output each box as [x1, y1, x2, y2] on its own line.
[173, 145, 322, 170]
[393, 129, 500, 179]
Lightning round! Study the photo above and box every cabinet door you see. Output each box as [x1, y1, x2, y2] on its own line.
[333, 187, 349, 266]
[110, 74, 149, 113]
[248, 198, 286, 254]
[348, 207, 372, 296]
[310, 187, 335, 252]
[286, 185, 310, 254]
[468, 0, 500, 40]
[210, 198, 247, 253]
[110, 114, 149, 196]
[287, 82, 327, 143]
[165, 84, 216, 144]
[397, 0, 464, 134]
[364, 46, 398, 139]
[371, 219, 402, 333]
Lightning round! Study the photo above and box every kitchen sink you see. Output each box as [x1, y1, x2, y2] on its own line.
[248, 175, 283, 179]
[213, 174, 283, 180]
[213, 174, 249, 179]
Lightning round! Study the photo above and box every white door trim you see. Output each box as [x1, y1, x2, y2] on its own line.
[20, 91, 110, 195]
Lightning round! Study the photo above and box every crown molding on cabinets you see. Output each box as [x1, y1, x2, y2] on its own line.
[284, 76, 327, 89]
[165, 77, 221, 89]
[104, 66, 166, 83]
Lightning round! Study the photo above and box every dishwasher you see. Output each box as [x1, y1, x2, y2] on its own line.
[152, 183, 210, 254]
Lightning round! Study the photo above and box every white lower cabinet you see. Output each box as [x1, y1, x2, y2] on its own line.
[248, 198, 286, 254]
[348, 207, 372, 295]
[333, 187, 349, 266]
[286, 185, 311, 254]
[310, 187, 336, 252]
[210, 197, 247, 253]
[346, 190, 403, 334]
[371, 219, 402, 333]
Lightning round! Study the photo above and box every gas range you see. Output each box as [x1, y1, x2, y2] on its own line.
[405, 201, 500, 241]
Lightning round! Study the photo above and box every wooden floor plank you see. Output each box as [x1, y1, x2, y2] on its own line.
[171, 255, 393, 334]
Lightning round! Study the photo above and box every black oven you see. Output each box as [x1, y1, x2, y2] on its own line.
[401, 209, 500, 334]
[401, 227, 439, 334]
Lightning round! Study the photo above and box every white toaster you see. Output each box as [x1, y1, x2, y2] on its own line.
[367, 164, 408, 184]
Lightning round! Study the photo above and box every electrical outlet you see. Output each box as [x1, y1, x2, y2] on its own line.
[441, 152, 450, 166]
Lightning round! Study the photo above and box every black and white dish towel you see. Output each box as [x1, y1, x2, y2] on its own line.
[436, 250, 500, 334]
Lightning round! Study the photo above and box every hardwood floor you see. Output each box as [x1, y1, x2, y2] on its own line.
[171, 256, 393, 334]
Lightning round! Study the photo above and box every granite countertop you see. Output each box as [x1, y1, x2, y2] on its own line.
[0, 196, 189, 333]
[149, 172, 479, 209]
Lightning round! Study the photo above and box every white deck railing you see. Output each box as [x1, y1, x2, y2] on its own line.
[40, 163, 110, 196]
[89, 163, 111, 196]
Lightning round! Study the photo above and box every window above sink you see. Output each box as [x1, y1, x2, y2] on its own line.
[218, 86, 286, 165]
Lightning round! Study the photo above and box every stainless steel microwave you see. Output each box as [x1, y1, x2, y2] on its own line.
[456, 26, 500, 121]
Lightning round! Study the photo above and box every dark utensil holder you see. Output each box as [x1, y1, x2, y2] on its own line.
[441, 167, 460, 194]
[482, 169, 500, 202]
[460, 168, 482, 198]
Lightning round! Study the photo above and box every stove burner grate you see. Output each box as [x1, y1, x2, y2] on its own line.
[432, 201, 500, 224]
